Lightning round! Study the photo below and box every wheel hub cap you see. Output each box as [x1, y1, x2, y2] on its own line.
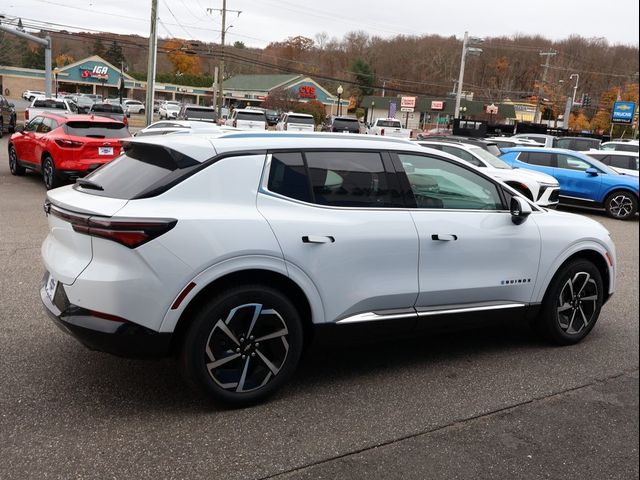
[557, 272, 598, 335]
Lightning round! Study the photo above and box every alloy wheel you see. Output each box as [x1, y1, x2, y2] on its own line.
[608, 194, 634, 218]
[204, 303, 290, 393]
[556, 271, 599, 335]
[43, 158, 55, 189]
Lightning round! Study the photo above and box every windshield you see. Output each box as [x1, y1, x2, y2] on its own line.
[33, 100, 67, 110]
[470, 147, 512, 169]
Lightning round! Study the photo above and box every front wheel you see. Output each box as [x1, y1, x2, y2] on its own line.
[42, 156, 61, 190]
[605, 191, 637, 220]
[180, 285, 304, 406]
[535, 259, 603, 345]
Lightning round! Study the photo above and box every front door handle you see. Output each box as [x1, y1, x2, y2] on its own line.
[431, 234, 458, 241]
[302, 235, 335, 244]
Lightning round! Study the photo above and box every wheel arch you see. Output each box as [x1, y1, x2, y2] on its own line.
[168, 267, 321, 354]
[504, 180, 534, 200]
[601, 186, 639, 202]
[537, 248, 612, 306]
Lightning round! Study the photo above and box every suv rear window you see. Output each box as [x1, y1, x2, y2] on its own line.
[64, 121, 129, 139]
[75, 143, 200, 199]
[184, 107, 217, 120]
[556, 138, 600, 151]
[287, 115, 314, 125]
[33, 100, 67, 109]
[237, 111, 266, 121]
[91, 104, 124, 113]
[332, 118, 359, 131]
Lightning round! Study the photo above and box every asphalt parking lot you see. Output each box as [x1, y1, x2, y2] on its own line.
[0, 134, 637, 480]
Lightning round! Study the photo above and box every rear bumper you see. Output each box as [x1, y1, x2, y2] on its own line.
[40, 274, 172, 358]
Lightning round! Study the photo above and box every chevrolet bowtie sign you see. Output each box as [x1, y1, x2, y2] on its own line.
[611, 101, 636, 124]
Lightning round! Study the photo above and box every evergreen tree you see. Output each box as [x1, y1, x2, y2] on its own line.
[350, 57, 375, 102]
[92, 38, 105, 57]
[21, 45, 46, 70]
[103, 40, 125, 66]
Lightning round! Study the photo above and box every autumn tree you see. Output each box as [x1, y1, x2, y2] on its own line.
[261, 87, 297, 112]
[55, 53, 75, 67]
[163, 39, 201, 75]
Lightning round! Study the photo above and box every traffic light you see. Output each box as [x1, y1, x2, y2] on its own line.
[583, 94, 591, 107]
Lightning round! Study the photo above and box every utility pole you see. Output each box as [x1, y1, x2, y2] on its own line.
[534, 49, 557, 123]
[208, 2, 241, 117]
[0, 21, 52, 97]
[454, 32, 483, 119]
[145, 0, 158, 126]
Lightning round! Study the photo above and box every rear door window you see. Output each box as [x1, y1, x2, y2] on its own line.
[267, 152, 312, 203]
[519, 151, 555, 166]
[64, 121, 129, 139]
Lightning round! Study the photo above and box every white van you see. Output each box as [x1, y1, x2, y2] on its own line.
[227, 108, 267, 130]
[276, 112, 315, 132]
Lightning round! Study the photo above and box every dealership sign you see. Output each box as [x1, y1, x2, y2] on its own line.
[80, 65, 109, 81]
[611, 101, 636, 124]
[400, 96, 416, 112]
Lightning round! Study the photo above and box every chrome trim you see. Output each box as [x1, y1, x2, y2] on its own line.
[559, 195, 596, 202]
[416, 303, 526, 317]
[336, 311, 417, 324]
[336, 302, 527, 324]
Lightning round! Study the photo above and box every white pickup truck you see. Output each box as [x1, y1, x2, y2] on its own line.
[25, 98, 76, 121]
[366, 118, 411, 138]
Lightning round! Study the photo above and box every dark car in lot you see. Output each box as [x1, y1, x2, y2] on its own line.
[265, 109, 279, 126]
[0, 94, 17, 137]
[321, 115, 361, 133]
[8, 112, 130, 189]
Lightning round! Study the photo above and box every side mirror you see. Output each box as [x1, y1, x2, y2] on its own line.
[510, 196, 532, 225]
[585, 167, 599, 176]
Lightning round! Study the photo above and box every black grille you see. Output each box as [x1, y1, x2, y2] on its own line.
[53, 283, 70, 313]
[549, 189, 560, 202]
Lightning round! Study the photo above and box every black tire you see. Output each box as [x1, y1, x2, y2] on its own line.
[0, 120, 3, 138]
[8, 144, 25, 176]
[8, 117, 16, 133]
[535, 259, 603, 345]
[604, 190, 637, 220]
[139, 108, 145, 114]
[180, 285, 304, 407]
[42, 155, 61, 190]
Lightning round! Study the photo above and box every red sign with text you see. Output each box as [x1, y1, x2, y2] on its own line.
[298, 85, 316, 98]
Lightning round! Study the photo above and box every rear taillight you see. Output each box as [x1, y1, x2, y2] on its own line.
[46, 202, 176, 248]
[233, 120, 237, 128]
[123, 116, 129, 126]
[25, 110, 29, 120]
[380, 128, 385, 136]
[55, 139, 84, 148]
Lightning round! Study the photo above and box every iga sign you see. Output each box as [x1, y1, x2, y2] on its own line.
[298, 85, 316, 99]
[80, 65, 109, 81]
[611, 101, 636, 124]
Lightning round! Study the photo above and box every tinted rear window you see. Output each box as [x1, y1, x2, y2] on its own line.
[237, 111, 266, 121]
[33, 100, 67, 109]
[184, 108, 217, 120]
[376, 120, 402, 128]
[64, 121, 129, 139]
[556, 138, 600, 151]
[91, 104, 124, 113]
[287, 115, 314, 125]
[520, 151, 555, 166]
[75, 143, 200, 199]
[332, 119, 359, 130]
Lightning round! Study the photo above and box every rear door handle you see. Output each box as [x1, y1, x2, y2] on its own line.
[431, 234, 458, 241]
[302, 235, 335, 244]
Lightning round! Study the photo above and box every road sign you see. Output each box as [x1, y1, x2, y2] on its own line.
[400, 107, 414, 112]
[611, 101, 636, 124]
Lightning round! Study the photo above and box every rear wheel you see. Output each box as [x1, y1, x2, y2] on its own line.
[8, 144, 25, 176]
[604, 191, 637, 220]
[535, 259, 603, 345]
[42, 155, 61, 190]
[180, 285, 304, 406]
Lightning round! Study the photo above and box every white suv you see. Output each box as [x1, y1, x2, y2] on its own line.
[41, 132, 616, 406]
[276, 112, 315, 132]
[227, 108, 267, 130]
[418, 140, 560, 207]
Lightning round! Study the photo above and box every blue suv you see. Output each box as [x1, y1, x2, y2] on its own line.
[500, 147, 639, 220]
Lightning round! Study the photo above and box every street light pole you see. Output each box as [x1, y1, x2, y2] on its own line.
[144, 0, 158, 126]
[337, 85, 343, 116]
[534, 49, 557, 123]
[570, 73, 579, 106]
[53, 67, 59, 97]
[454, 32, 483, 120]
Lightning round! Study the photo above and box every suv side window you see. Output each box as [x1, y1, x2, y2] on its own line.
[268, 152, 312, 203]
[440, 145, 481, 166]
[306, 151, 394, 207]
[556, 154, 591, 171]
[519, 151, 556, 167]
[396, 153, 505, 210]
[25, 117, 43, 132]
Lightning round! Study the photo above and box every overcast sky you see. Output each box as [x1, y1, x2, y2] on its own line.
[2, 0, 639, 48]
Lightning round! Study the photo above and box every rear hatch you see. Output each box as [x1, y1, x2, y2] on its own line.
[42, 138, 213, 284]
[332, 118, 360, 133]
[235, 111, 267, 130]
[286, 115, 315, 132]
[62, 120, 130, 168]
[184, 107, 218, 123]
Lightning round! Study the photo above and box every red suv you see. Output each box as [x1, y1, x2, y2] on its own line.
[8, 112, 130, 189]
